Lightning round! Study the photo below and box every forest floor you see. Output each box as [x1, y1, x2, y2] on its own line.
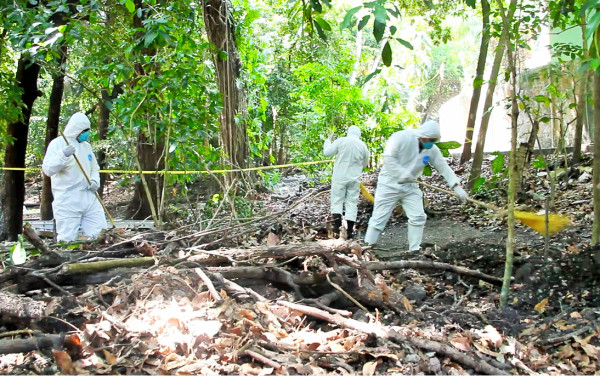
[0, 153, 599, 375]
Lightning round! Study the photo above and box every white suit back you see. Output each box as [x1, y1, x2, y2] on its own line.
[323, 126, 369, 183]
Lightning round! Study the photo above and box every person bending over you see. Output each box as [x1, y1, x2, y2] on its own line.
[364, 120, 467, 250]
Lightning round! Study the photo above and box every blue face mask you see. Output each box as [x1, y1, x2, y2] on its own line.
[422, 141, 435, 149]
[77, 130, 91, 143]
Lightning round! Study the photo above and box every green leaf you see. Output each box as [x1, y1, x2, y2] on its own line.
[361, 68, 381, 86]
[373, 19, 385, 43]
[540, 116, 551, 123]
[534, 95, 550, 105]
[465, 0, 476, 8]
[395, 37, 413, 50]
[373, 4, 388, 23]
[310, 0, 322, 13]
[423, 165, 432, 176]
[313, 20, 327, 40]
[314, 17, 332, 32]
[585, 9, 600, 41]
[472, 177, 486, 192]
[491, 152, 505, 174]
[10, 236, 26, 265]
[532, 155, 547, 169]
[382, 41, 392, 67]
[340, 6, 362, 30]
[124, 0, 135, 13]
[144, 31, 158, 47]
[435, 141, 461, 150]
[387, 5, 400, 18]
[358, 15, 370, 30]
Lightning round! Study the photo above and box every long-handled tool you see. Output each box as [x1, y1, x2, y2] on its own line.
[360, 181, 571, 235]
[360, 182, 375, 203]
[417, 180, 571, 235]
[60, 132, 116, 227]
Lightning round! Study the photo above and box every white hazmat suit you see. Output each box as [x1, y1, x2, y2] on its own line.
[42, 112, 107, 242]
[364, 120, 466, 250]
[323, 126, 369, 226]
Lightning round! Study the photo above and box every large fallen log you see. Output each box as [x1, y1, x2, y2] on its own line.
[0, 291, 46, 321]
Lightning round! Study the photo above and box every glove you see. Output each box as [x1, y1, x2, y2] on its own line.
[453, 184, 468, 204]
[88, 180, 100, 192]
[62, 145, 76, 157]
[422, 155, 430, 165]
[327, 133, 335, 142]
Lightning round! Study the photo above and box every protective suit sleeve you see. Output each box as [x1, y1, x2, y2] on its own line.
[323, 138, 339, 158]
[429, 147, 460, 188]
[42, 139, 71, 177]
[382, 132, 417, 182]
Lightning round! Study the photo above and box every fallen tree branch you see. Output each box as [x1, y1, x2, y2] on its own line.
[275, 301, 509, 375]
[340, 260, 503, 285]
[244, 348, 283, 370]
[326, 273, 368, 312]
[210, 272, 267, 302]
[194, 268, 222, 301]
[61, 257, 156, 274]
[0, 334, 64, 355]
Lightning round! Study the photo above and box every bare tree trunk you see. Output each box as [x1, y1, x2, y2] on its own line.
[1, 57, 41, 240]
[460, 0, 490, 165]
[128, 131, 164, 220]
[41, 44, 68, 220]
[97, 88, 110, 198]
[467, 40, 507, 190]
[593, 71, 600, 245]
[573, 15, 589, 164]
[96, 84, 122, 198]
[203, 0, 248, 184]
[497, 0, 519, 309]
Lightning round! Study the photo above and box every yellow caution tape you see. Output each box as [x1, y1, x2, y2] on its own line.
[0, 159, 334, 175]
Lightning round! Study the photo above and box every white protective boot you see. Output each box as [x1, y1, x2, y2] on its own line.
[407, 224, 424, 252]
[364, 226, 382, 245]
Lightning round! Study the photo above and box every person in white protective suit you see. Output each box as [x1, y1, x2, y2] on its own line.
[42, 112, 107, 242]
[364, 120, 468, 250]
[323, 125, 370, 239]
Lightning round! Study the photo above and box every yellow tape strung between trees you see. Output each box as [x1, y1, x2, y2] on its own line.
[0, 159, 334, 175]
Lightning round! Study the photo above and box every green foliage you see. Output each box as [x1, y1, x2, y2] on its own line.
[435, 141, 461, 157]
[472, 152, 507, 196]
[532, 155, 547, 169]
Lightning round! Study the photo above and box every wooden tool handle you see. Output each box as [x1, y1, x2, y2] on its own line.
[417, 180, 504, 213]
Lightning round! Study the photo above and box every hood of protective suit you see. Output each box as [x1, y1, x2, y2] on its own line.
[347, 125, 361, 138]
[414, 120, 441, 140]
[63, 112, 91, 139]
